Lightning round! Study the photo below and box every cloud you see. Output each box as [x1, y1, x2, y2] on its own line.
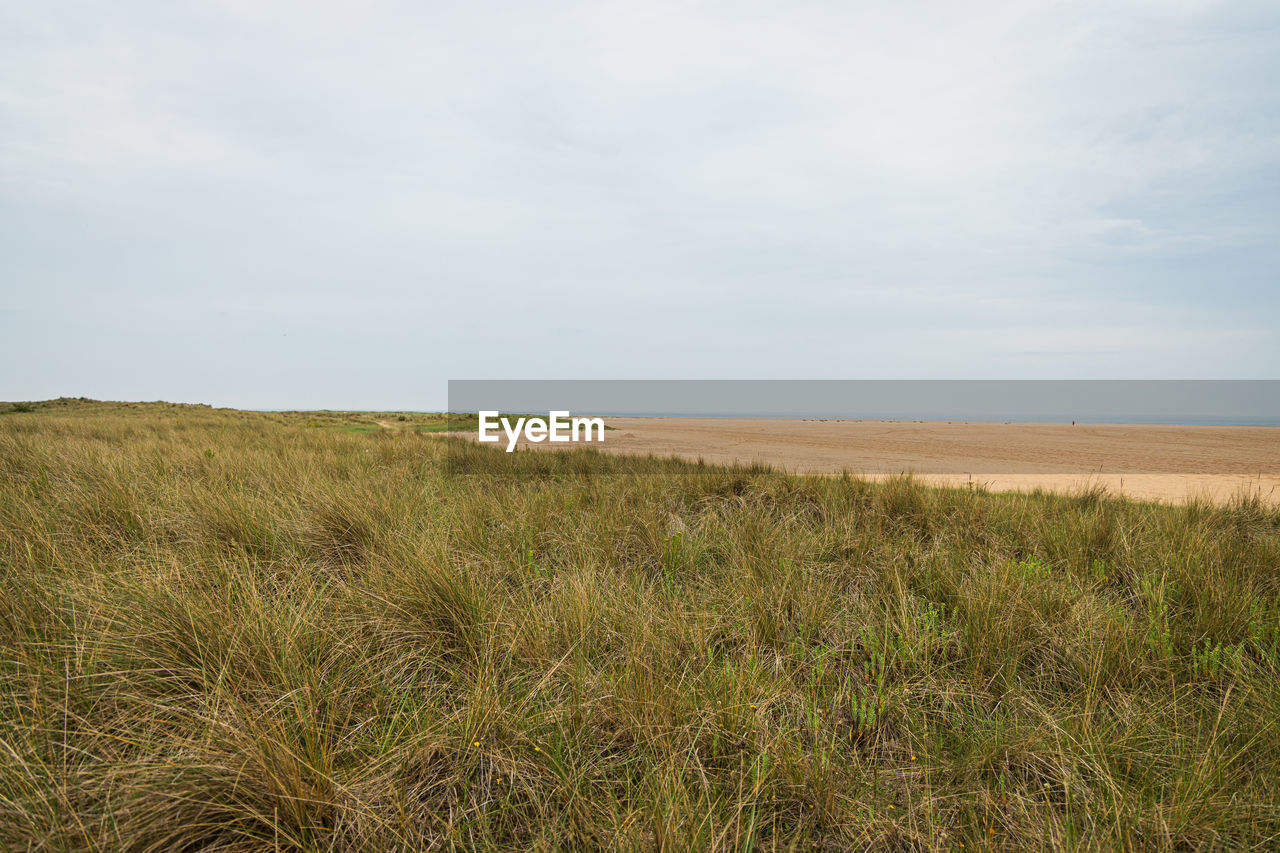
[1, 0, 1277, 407]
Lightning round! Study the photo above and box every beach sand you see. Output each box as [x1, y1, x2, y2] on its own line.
[509, 417, 1280, 505]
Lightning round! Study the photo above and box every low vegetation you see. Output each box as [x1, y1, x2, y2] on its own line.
[1, 401, 1278, 850]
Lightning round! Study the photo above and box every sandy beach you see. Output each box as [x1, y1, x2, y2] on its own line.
[515, 417, 1280, 504]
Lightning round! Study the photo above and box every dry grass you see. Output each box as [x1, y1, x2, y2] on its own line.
[1, 401, 1278, 850]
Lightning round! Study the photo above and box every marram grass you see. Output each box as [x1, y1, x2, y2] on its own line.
[1, 402, 1278, 851]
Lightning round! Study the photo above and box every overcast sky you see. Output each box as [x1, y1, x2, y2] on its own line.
[2, 0, 1277, 409]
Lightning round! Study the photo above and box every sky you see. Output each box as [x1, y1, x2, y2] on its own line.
[2, 0, 1277, 409]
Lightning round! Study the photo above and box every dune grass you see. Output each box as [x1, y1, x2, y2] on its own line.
[1, 402, 1278, 850]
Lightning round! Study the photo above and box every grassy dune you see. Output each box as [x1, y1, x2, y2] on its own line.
[1, 403, 1279, 851]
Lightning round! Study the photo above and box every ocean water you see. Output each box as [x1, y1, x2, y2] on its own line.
[588, 411, 1280, 426]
